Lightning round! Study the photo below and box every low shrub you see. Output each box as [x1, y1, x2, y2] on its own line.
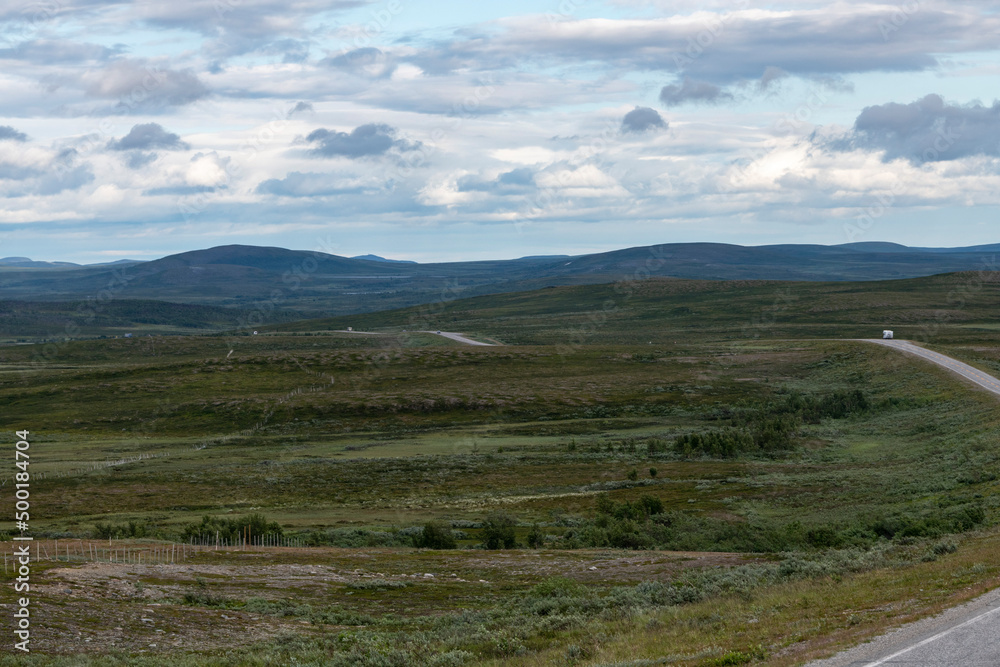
[677, 389, 872, 459]
[180, 512, 283, 545]
[481, 513, 517, 549]
[93, 519, 151, 540]
[414, 522, 457, 549]
[526, 523, 544, 549]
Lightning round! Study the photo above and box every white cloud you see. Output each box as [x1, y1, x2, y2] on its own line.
[391, 63, 424, 81]
[417, 171, 481, 207]
[535, 164, 628, 199]
[85, 183, 126, 207]
[491, 147, 565, 164]
[185, 152, 231, 187]
[6, 1, 1000, 259]
[81, 58, 209, 109]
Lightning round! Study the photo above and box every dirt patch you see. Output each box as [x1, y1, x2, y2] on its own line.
[446, 549, 757, 584]
[14, 546, 761, 655]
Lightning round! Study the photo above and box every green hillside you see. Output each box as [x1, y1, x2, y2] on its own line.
[3, 242, 1000, 317]
[0, 299, 304, 342]
[271, 271, 1000, 345]
[5, 271, 1000, 664]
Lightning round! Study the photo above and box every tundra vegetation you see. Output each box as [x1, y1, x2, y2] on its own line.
[2, 273, 1000, 665]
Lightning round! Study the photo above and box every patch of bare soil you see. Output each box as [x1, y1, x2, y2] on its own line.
[11, 546, 759, 655]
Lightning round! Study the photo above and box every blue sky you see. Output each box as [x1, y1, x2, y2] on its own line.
[2, 0, 1000, 263]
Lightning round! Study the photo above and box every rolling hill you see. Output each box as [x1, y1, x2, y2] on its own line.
[271, 271, 1000, 346]
[0, 299, 305, 342]
[1, 241, 999, 319]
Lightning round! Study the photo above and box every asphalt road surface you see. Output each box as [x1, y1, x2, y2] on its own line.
[807, 339, 1000, 666]
[424, 331, 495, 346]
[863, 338, 1000, 396]
[333, 329, 495, 346]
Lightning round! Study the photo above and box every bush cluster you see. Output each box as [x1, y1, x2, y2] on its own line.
[481, 513, 517, 549]
[180, 512, 283, 545]
[558, 494, 985, 553]
[299, 527, 414, 548]
[675, 389, 870, 458]
[414, 522, 457, 549]
[93, 519, 152, 540]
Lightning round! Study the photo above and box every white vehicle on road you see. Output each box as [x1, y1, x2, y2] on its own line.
[882, 330, 893, 339]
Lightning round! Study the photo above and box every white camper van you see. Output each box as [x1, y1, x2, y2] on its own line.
[882, 330, 894, 339]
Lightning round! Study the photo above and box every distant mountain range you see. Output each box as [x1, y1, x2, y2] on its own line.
[350, 254, 417, 264]
[2, 241, 1000, 317]
[0, 257, 143, 268]
[2, 254, 420, 268]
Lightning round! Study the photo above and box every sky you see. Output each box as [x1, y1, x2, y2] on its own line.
[2, 0, 1000, 263]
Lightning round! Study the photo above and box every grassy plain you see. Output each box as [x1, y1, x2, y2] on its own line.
[3, 273, 1000, 664]
[273, 272, 1000, 345]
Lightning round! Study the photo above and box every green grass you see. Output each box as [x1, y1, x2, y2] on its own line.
[4, 333, 1000, 543]
[0, 298, 310, 342]
[4, 272, 1000, 663]
[263, 271, 1000, 347]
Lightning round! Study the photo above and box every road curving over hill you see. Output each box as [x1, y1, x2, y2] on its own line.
[862, 338, 1000, 396]
[423, 331, 497, 346]
[332, 329, 496, 346]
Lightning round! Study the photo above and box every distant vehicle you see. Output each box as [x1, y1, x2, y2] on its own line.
[123, 333, 132, 338]
[252, 331, 258, 335]
[347, 327, 353, 331]
[882, 330, 894, 339]
[436, 330, 441, 334]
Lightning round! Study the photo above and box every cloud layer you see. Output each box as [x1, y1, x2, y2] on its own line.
[108, 123, 188, 151]
[303, 124, 419, 158]
[622, 107, 667, 133]
[849, 94, 1000, 162]
[659, 78, 731, 106]
[3, 1, 1000, 261]
[0, 126, 28, 142]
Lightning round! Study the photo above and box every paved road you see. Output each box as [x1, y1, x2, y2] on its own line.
[333, 329, 495, 346]
[862, 338, 1000, 396]
[806, 586, 1000, 666]
[423, 331, 496, 346]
